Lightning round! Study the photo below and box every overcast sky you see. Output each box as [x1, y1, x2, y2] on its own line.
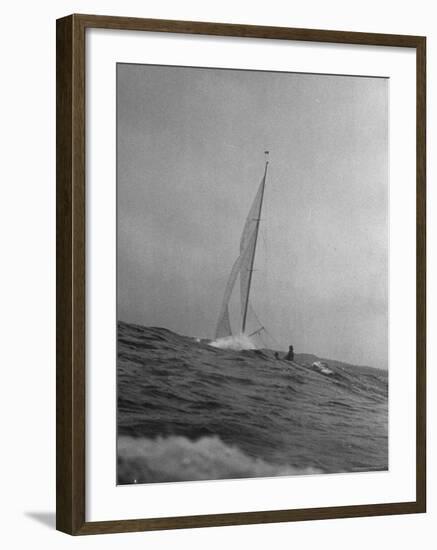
[117, 63, 388, 369]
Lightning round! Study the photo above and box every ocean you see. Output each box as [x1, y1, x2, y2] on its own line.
[117, 321, 388, 484]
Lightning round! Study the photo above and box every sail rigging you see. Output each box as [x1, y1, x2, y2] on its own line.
[215, 153, 269, 339]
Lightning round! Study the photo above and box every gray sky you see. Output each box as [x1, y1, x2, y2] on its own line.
[117, 63, 388, 369]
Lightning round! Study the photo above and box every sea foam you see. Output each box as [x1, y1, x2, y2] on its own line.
[118, 435, 322, 484]
[208, 333, 256, 351]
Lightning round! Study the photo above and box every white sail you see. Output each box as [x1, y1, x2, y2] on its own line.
[215, 246, 251, 338]
[239, 175, 266, 332]
[215, 156, 269, 338]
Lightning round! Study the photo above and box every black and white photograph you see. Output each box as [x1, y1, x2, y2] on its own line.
[116, 62, 389, 485]
[0, 0, 431, 544]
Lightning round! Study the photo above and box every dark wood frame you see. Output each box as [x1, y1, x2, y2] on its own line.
[56, 13, 426, 536]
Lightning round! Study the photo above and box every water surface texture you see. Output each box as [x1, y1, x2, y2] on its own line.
[117, 321, 388, 484]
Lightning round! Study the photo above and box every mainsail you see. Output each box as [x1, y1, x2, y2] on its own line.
[215, 154, 269, 339]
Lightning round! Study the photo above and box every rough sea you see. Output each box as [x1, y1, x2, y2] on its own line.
[117, 321, 388, 484]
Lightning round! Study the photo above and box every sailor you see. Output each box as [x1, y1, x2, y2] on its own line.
[274, 352, 280, 360]
[284, 345, 294, 362]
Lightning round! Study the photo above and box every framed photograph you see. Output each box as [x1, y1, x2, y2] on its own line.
[56, 14, 426, 535]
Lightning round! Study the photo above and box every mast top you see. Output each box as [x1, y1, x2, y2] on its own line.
[264, 150, 269, 165]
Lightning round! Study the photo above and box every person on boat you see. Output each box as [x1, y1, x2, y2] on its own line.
[284, 345, 294, 362]
[274, 352, 280, 360]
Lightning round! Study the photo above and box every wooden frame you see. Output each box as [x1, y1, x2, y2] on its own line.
[56, 13, 426, 535]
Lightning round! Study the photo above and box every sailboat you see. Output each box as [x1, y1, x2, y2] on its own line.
[215, 151, 270, 341]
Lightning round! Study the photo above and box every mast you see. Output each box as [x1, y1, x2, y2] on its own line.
[241, 152, 269, 333]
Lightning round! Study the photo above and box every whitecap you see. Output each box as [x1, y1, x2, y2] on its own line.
[208, 333, 256, 351]
[118, 434, 323, 484]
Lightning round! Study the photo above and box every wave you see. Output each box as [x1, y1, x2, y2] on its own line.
[209, 333, 256, 351]
[117, 435, 322, 484]
[117, 321, 388, 481]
